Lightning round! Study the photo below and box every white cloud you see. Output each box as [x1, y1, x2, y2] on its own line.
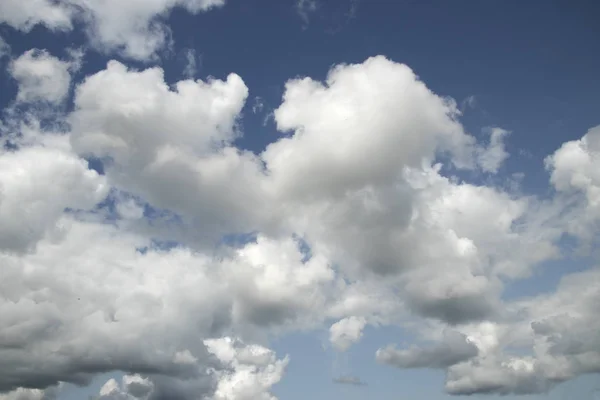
[0, 0, 72, 32]
[0, 386, 59, 400]
[69, 61, 271, 246]
[376, 330, 478, 369]
[73, 0, 225, 60]
[9, 49, 76, 104]
[546, 125, 600, 211]
[205, 337, 288, 400]
[2, 49, 600, 400]
[0, 146, 107, 253]
[0, 0, 225, 60]
[477, 127, 510, 173]
[329, 316, 366, 351]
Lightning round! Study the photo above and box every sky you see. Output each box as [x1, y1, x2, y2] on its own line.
[0, 0, 599, 399]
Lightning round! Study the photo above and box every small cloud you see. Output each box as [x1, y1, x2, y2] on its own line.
[296, 0, 319, 27]
[329, 316, 366, 352]
[333, 375, 368, 386]
[0, 35, 11, 60]
[347, 0, 360, 20]
[182, 48, 201, 79]
[252, 96, 265, 114]
[262, 111, 274, 126]
[65, 47, 85, 72]
[461, 95, 477, 112]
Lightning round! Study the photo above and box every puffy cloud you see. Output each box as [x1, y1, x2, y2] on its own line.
[376, 330, 478, 369]
[415, 266, 600, 396]
[329, 316, 366, 352]
[0, 146, 107, 253]
[72, 0, 225, 60]
[2, 49, 600, 400]
[445, 356, 551, 395]
[225, 236, 335, 330]
[264, 56, 474, 202]
[0, 217, 326, 395]
[69, 61, 271, 246]
[0, 386, 59, 400]
[205, 337, 288, 400]
[0, 0, 224, 60]
[94, 337, 289, 400]
[546, 125, 600, 230]
[9, 49, 77, 104]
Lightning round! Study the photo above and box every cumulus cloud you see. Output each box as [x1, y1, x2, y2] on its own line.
[329, 316, 366, 351]
[0, 0, 72, 32]
[68, 61, 271, 247]
[546, 125, 600, 218]
[376, 330, 478, 369]
[1, 43, 599, 400]
[0, 146, 107, 253]
[0, 0, 225, 60]
[9, 49, 77, 104]
[94, 338, 287, 400]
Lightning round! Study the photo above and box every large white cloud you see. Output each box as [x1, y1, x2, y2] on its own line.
[69, 61, 271, 247]
[0, 217, 331, 395]
[1, 45, 599, 400]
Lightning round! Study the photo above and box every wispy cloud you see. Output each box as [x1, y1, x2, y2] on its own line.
[182, 48, 201, 79]
[333, 375, 368, 386]
[296, 0, 318, 27]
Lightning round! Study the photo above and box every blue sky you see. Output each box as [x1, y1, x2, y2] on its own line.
[1, 1, 600, 399]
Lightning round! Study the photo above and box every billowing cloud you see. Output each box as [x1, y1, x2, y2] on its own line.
[95, 338, 287, 400]
[0, 146, 107, 253]
[69, 61, 270, 247]
[0, 38, 598, 400]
